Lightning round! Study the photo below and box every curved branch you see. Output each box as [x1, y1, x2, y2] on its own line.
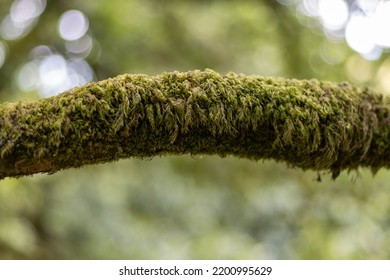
[0, 69, 389, 179]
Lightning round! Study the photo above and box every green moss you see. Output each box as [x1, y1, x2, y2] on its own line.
[0, 69, 389, 179]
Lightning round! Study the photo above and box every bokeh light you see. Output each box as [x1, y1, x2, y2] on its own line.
[302, 0, 319, 17]
[372, 1, 390, 48]
[357, 0, 381, 14]
[17, 61, 39, 92]
[65, 34, 93, 58]
[376, 59, 390, 94]
[318, 0, 349, 30]
[2, 5, 96, 98]
[2, 0, 390, 260]
[0, 0, 46, 40]
[0, 15, 27, 40]
[39, 55, 69, 92]
[17, 52, 94, 97]
[345, 14, 377, 56]
[58, 10, 89, 41]
[29, 44, 52, 58]
[345, 54, 374, 83]
[10, 0, 46, 25]
[277, 0, 298, 6]
[299, 0, 390, 60]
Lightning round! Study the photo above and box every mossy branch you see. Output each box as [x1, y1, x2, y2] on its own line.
[1, 69, 389, 179]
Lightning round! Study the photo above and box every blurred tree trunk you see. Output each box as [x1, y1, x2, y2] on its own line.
[0, 70, 388, 179]
[264, 0, 315, 79]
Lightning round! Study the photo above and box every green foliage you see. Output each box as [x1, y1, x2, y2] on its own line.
[1, 0, 390, 260]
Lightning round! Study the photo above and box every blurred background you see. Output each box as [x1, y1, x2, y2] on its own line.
[1, 0, 390, 259]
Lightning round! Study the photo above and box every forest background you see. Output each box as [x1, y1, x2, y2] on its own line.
[0, 0, 390, 259]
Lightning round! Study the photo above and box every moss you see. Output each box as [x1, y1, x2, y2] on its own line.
[0, 69, 389, 179]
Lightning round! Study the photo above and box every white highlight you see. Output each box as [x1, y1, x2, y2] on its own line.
[17, 61, 39, 91]
[10, 0, 46, 26]
[17, 54, 94, 97]
[302, 0, 319, 17]
[357, 0, 380, 14]
[372, 1, 390, 48]
[65, 35, 93, 58]
[0, 0, 46, 40]
[299, 0, 390, 59]
[345, 14, 376, 55]
[318, 0, 349, 30]
[58, 10, 89, 41]
[0, 15, 27, 40]
[39, 55, 68, 89]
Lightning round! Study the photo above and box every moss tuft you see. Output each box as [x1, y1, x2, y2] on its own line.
[0, 69, 389, 179]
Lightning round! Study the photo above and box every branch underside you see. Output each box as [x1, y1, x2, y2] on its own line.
[1, 69, 389, 179]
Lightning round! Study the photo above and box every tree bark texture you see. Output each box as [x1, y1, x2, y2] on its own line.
[0, 69, 389, 179]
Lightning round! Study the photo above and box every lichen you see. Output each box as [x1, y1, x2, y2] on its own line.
[0, 69, 389, 179]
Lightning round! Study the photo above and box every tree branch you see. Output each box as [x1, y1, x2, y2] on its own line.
[0, 69, 389, 179]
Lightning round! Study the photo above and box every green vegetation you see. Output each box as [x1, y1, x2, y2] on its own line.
[1, 70, 390, 179]
[1, 0, 390, 260]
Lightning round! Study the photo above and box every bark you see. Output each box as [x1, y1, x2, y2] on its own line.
[0, 69, 389, 179]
